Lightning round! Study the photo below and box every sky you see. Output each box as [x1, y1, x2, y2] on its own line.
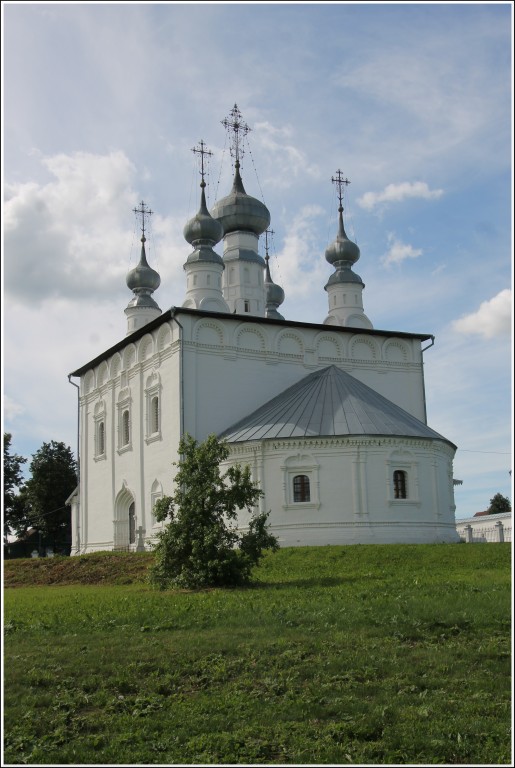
[2, 1, 513, 520]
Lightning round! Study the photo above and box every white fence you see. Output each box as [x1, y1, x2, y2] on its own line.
[457, 520, 512, 543]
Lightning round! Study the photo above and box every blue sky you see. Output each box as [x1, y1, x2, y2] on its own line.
[2, 1, 513, 519]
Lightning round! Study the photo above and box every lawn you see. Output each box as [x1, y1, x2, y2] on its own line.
[3, 544, 512, 764]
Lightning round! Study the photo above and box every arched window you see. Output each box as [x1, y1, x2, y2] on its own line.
[128, 501, 136, 545]
[293, 474, 311, 503]
[393, 470, 407, 499]
[98, 421, 105, 455]
[151, 396, 159, 434]
[122, 410, 130, 446]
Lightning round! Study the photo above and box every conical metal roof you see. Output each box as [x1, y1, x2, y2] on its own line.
[219, 365, 455, 447]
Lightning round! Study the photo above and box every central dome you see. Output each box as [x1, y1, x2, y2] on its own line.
[210, 162, 270, 236]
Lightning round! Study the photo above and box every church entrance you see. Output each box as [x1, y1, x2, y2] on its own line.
[113, 488, 136, 551]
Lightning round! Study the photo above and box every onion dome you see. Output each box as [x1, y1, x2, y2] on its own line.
[324, 204, 364, 289]
[325, 205, 360, 268]
[210, 160, 270, 236]
[264, 253, 285, 319]
[183, 182, 224, 265]
[126, 235, 161, 307]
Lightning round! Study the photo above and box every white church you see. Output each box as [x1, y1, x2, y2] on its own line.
[68, 105, 460, 554]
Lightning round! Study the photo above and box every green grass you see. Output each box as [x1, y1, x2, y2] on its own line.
[3, 544, 512, 764]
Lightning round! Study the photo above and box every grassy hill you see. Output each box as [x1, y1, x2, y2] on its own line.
[4, 550, 154, 587]
[3, 544, 512, 765]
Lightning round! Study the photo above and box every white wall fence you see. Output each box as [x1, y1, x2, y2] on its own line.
[457, 520, 512, 544]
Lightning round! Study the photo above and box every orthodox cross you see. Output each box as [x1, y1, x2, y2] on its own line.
[191, 139, 212, 186]
[133, 200, 153, 238]
[331, 170, 351, 210]
[264, 228, 275, 261]
[222, 103, 250, 164]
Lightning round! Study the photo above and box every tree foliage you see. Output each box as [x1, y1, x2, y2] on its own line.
[149, 434, 279, 589]
[3, 433, 29, 542]
[487, 493, 511, 515]
[23, 441, 78, 552]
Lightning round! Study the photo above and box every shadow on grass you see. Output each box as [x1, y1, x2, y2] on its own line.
[253, 576, 350, 589]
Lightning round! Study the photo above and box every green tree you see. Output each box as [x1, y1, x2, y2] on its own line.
[149, 434, 279, 589]
[487, 493, 511, 515]
[23, 441, 78, 553]
[3, 433, 29, 542]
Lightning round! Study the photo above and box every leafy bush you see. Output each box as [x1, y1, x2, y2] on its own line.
[149, 434, 278, 589]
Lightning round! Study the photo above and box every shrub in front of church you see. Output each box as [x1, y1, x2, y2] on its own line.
[148, 434, 279, 589]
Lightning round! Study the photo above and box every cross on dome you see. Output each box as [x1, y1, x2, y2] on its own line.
[133, 200, 153, 239]
[221, 104, 251, 166]
[191, 139, 213, 188]
[331, 170, 351, 211]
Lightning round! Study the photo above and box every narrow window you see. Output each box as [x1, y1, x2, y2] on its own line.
[151, 395, 159, 434]
[393, 470, 407, 499]
[293, 474, 310, 502]
[244, 300, 250, 313]
[122, 410, 130, 446]
[128, 502, 136, 545]
[206, 274, 211, 286]
[98, 421, 105, 455]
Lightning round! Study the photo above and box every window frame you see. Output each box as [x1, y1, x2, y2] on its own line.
[293, 474, 311, 503]
[145, 376, 162, 445]
[393, 469, 408, 500]
[116, 389, 132, 454]
[93, 401, 107, 461]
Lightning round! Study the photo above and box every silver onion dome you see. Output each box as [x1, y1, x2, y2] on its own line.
[184, 183, 224, 247]
[325, 207, 360, 268]
[210, 160, 270, 236]
[126, 236, 161, 294]
[264, 254, 285, 319]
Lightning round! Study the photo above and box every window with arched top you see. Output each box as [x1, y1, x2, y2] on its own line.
[122, 410, 130, 446]
[98, 421, 105, 455]
[128, 501, 136, 545]
[151, 396, 159, 434]
[116, 390, 132, 453]
[145, 375, 162, 444]
[393, 470, 407, 500]
[93, 401, 107, 461]
[293, 474, 311, 503]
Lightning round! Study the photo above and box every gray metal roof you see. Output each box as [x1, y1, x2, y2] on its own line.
[219, 365, 455, 447]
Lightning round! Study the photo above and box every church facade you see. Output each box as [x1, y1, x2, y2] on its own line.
[68, 106, 460, 553]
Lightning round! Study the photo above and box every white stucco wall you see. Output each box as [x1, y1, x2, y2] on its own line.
[225, 436, 459, 547]
[74, 320, 181, 553]
[72, 309, 442, 553]
[179, 312, 429, 441]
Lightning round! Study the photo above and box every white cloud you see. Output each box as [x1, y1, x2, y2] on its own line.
[3, 395, 25, 422]
[452, 289, 512, 339]
[381, 233, 422, 267]
[3, 150, 188, 308]
[357, 181, 444, 211]
[272, 205, 328, 302]
[4, 151, 137, 304]
[252, 120, 321, 189]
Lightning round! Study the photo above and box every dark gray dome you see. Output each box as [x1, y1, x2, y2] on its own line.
[264, 257, 285, 305]
[184, 185, 224, 246]
[325, 208, 360, 268]
[210, 162, 270, 236]
[126, 238, 161, 292]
